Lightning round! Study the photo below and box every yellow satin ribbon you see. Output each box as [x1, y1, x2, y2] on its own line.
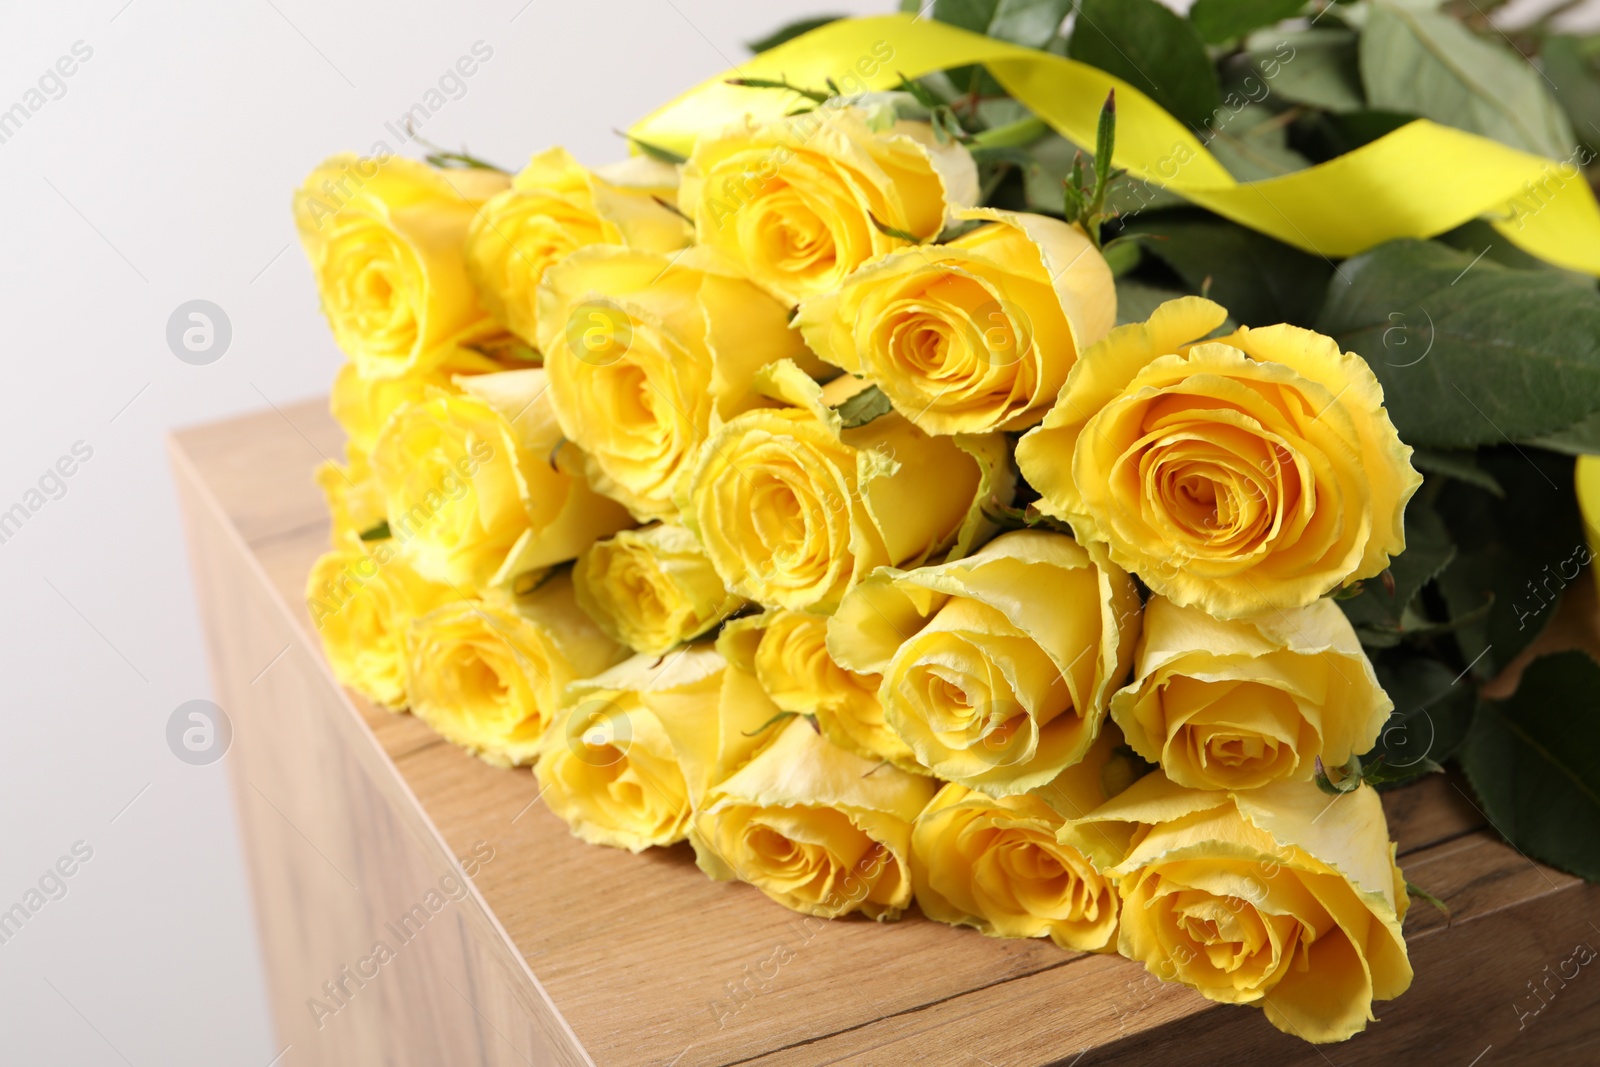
[630, 13, 1600, 276]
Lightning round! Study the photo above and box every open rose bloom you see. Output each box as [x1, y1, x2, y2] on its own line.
[1064, 775, 1412, 1043]
[1017, 297, 1421, 619]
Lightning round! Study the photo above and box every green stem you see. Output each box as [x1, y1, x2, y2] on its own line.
[969, 116, 1048, 150]
[1405, 880, 1452, 923]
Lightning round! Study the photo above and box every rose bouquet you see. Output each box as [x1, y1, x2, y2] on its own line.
[297, 0, 1600, 1046]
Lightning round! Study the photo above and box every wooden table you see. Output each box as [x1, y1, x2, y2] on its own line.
[171, 401, 1600, 1067]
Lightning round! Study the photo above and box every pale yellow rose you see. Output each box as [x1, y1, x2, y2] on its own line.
[693, 715, 936, 919]
[315, 446, 386, 545]
[329, 361, 453, 454]
[407, 574, 626, 766]
[465, 147, 689, 345]
[679, 106, 978, 305]
[911, 731, 1127, 952]
[305, 539, 452, 708]
[796, 208, 1114, 435]
[716, 609, 919, 772]
[1063, 774, 1412, 1044]
[323, 356, 487, 543]
[1112, 596, 1389, 791]
[539, 647, 780, 851]
[294, 154, 510, 378]
[369, 369, 632, 592]
[573, 523, 743, 655]
[1016, 297, 1421, 619]
[687, 360, 1014, 613]
[829, 528, 1141, 795]
[536, 245, 815, 520]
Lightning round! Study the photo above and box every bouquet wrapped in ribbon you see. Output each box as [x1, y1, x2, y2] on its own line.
[298, 0, 1600, 1045]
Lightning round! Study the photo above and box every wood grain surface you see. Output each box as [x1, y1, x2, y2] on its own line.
[171, 399, 1600, 1067]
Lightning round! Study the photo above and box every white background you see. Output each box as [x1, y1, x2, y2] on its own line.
[0, 2, 884, 1063]
[2, 0, 1599, 1064]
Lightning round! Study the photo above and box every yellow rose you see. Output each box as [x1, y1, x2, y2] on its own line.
[305, 540, 452, 708]
[1112, 596, 1389, 790]
[536, 245, 815, 520]
[465, 147, 689, 345]
[370, 369, 632, 592]
[315, 446, 386, 544]
[679, 105, 978, 305]
[573, 523, 743, 655]
[911, 731, 1128, 952]
[1016, 297, 1421, 619]
[796, 208, 1114, 435]
[687, 360, 1014, 613]
[693, 716, 936, 919]
[1063, 774, 1412, 1044]
[539, 647, 779, 851]
[293, 154, 510, 378]
[829, 528, 1140, 795]
[324, 356, 488, 542]
[407, 573, 626, 766]
[717, 609, 920, 772]
[329, 361, 453, 454]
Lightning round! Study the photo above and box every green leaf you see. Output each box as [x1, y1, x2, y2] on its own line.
[1204, 103, 1316, 180]
[924, 0, 1074, 50]
[1544, 34, 1600, 154]
[1367, 654, 1476, 786]
[1190, 0, 1306, 45]
[1529, 408, 1600, 456]
[1067, 0, 1222, 130]
[358, 520, 391, 542]
[969, 143, 1037, 168]
[724, 77, 831, 104]
[1101, 237, 1142, 277]
[1359, 3, 1576, 160]
[1338, 494, 1456, 644]
[986, 0, 1076, 49]
[1114, 277, 1189, 326]
[835, 384, 894, 428]
[746, 15, 843, 54]
[1360, 757, 1442, 790]
[1434, 218, 1560, 273]
[1460, 651, 1600, 881]
[424, 150, 507, 172]
[927, 0, 1001, 34]
[1119, 213, 1333, 327]
[1434, 449, 1587, 680]
[1315, 239, 1600, 449]
[1244, 28, 1365, 112]
[1410, 448, 1504, 498]
[616, 131, 687, 165]
[1300, 109, 1417, 158]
